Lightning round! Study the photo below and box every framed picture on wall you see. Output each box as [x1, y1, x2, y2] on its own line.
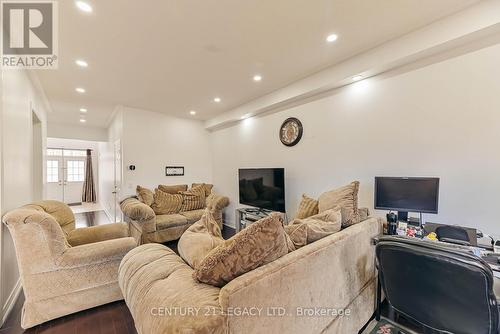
[166, 166, 184, 176]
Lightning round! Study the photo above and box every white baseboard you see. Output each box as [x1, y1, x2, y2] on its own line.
[2, 279, 22, 325]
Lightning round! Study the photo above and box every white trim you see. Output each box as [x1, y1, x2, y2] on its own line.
[2, 279, 22, 325]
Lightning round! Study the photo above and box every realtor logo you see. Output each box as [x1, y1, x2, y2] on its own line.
[1, 0, 58, 69]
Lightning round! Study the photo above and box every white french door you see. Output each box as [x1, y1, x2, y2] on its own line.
[46, 149, 86, 204]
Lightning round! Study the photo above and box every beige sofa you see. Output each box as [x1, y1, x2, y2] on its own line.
[2, 200, 137, 329]
[119, 216, 383, 334]
[121, 193, 229, 244]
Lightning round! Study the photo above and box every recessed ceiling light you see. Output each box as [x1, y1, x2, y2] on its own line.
[326, 34, 338, 43]
[75, 87, 86, 93]
[253, 75, 262, 82]
[75, 1, 92, 13]
[79, 119, 86, 123]
[189, 110, 196, 115]
[80, 108, 87, 113]
[75, 59, 88, 67]
[213, 97, 221, 103]
[352, 75, 363, 81]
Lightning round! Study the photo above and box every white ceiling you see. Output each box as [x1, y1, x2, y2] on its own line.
[38, 0, 480, 128]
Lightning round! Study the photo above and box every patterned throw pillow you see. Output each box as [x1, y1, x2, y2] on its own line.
[193, 213, 290, 287]
[295, 194, 319, 219]
[158, 184, 188, 194]
[151, 188, 183, 215]
[285, 209, 342, 249]
[179, 185, 206, 212]
[318, 181, 360, 228]
[191, 183, 214, 197]
[178, 210, 224, 268]
[136, 186, 154, 206]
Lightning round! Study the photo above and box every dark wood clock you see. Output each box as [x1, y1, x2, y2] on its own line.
[279, 117, 303, 146]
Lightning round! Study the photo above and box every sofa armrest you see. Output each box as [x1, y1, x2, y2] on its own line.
[219, 217, 383, 334]
[206, 194, 229, 226]
[120, 197, 155, 221]
[67, 222, 130, 246]
[120, 197, 156, 233]
[57, 237, 136, 268]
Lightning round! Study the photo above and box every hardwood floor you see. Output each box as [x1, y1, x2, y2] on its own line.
[74, 210, 111, 228]
[0, 226, 236, 334]
[0, 293, 136, 334]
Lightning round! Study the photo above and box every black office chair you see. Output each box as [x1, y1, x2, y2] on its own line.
[435, 225, 471, 246]
[375, 236, 499, 334]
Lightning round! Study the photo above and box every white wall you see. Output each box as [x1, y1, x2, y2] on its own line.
[108, 107, 213, 197]
[211, 43, 500, 234]
[0, 69, 48, 323]
[48, 123, 107, 142]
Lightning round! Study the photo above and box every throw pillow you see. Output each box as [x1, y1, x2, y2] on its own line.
[158, 184, 188, 194]
[179, 185, 206, 212]
[295, 194, 319, 219]
[151, 188, 183, 215]
[192, 183, 214, 197]
[318, 181, 360, 228]
[285, 209, 342, 249]
[136, 186, 154, 206]
[178, 210, 224, 268]
[194, 213, 290, 287]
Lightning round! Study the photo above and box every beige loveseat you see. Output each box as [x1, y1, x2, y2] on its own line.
[119, 216, 383, 334]
[2, 200, 137, 329]
[121, 191, 229, 244]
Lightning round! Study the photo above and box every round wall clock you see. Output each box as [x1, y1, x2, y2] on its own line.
[279, 117, 303, 147]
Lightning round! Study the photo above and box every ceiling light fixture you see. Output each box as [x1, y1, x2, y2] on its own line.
[75, 1, 92, 13]
[253, 75, 262, 82]
[75, 59, 88, 67]
[352, 75, 363, 81]
[189, 110, 196, 115]
[75, 87, 86, 93]
[80, 119, 86, 123]
[213, 97, 221, 103]
[326, 34, 338, 43]
[80, 108, 87, 113]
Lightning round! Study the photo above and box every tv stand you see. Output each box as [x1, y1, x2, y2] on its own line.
[397, 211, 422, 227]
[235, 207, 285, 232]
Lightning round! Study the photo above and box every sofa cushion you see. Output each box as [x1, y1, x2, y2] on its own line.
[158, 184, 188, 194]
[136, 186, 154, 206]
[180, 185, 206, 212]
[178, 210, 224, 268]
[193, 213, 290, 287]
[285, 209, 342, 249]
[118, 244, 225, 334]
[192, 183, 214, 197]
[180, 209, 205, 224]
[295, 194, 319, 219]
[151, 188, 183, 215]
[318, 181, 360, 228]
[156, 214, 188, 230]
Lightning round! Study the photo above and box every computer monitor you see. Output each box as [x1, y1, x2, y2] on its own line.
[375, 177, 440, 220]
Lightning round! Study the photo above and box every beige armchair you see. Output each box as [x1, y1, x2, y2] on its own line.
[2, 200, 137, 329]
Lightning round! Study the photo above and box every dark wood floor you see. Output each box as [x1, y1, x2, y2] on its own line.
[74, 211, 111, 228]
[0, 226, 236, 334]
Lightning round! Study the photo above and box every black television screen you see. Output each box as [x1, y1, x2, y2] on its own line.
[239, 168, 285, 212]
[375, 177, 439, 214]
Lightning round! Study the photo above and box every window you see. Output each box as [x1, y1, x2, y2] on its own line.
[47, 148, 62, 156]
[67, 160, 85, 182]
[63, 150, 86, 157]
[47, 160, 59, 183]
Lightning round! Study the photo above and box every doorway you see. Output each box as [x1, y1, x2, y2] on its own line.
[46, 148, 87, 205]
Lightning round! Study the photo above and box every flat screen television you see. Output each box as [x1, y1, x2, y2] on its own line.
[374, 177, 439, 214]
[239, 168, 285, 212]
